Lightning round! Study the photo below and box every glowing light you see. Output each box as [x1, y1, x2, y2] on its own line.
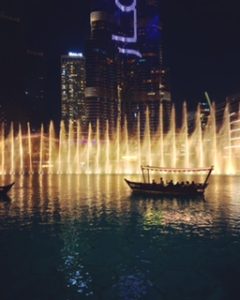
[118, 47, 142, 57]
[122, 155, 137, 161]
[68, 52, 83, 57]
[112, 0, 141, 57]
[112, 0, 137, 43]
[0, 103, 239, 175]
[115, 0, 136, 12]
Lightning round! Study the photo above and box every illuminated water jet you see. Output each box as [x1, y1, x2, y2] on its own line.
[0, 102, 239, 175]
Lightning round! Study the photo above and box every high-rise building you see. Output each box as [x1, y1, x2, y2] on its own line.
[85, 1, 171, 134]
[85, 11, 118, 134]
[112, 0, 171, 134]
[0, 11, 48, 126]
[24, 49, 46, 129]
[61, 52, 86, 125]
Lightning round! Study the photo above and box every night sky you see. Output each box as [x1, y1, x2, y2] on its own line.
[3, 0, 240, 110]
[161, 0, 240, 105]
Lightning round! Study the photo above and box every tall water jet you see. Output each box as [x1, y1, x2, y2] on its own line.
[67, 121, 74, 174]
[195, 105, 204, 167]
[10, 122, 15, 175]
[115, 117, 121, 173]
[0, 102, 238, 175]
[39, 124, 44, 174]
[143, 107, 152, 166]
[27, 122, 33, 174]
[48, 121, 55, 174]
[58, 121, 65, 174]
[86, 123, 92, 173]
[158, 102, 164, 167]
[75, 120, 81, 174]
[1, 123, 5, 174]
[95, 119, 101, 173]
[209, 103, 219, 173]
[170, 105, 177, 168]
[123, 116, 130, 173]
[137, 113, 142, 168]
[104, 120, 110, 174]
[182, 102, 190, 168]
[18, 124, 24, 174]
[223, 103, 234, 174]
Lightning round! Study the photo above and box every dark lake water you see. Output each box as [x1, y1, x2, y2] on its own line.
[1, 175, 240, 300]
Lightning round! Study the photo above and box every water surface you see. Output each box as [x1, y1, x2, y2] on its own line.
[0, 175, 240, 300]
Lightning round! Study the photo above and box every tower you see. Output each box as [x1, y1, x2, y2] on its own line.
[61, 52, 86, 125]
[112, 0, 172, 134]
[85, 11, 118, 134]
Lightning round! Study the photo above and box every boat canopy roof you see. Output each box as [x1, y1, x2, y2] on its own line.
[141, 165, 214, 173]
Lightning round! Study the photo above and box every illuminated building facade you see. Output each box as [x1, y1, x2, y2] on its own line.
[85, 11, 118, 133]
[112, 0, 172, 134]
[112, 0, 142, 58]
[61, 52, 86, 124]
[85, 0, 171, 134]
[199, 97, 211, 129]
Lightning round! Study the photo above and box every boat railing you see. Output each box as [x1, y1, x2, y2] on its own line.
[141, 165, 214, 185]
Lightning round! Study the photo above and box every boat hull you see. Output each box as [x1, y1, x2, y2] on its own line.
[124, 179, 206, 197]
[0, 183, 15, 195]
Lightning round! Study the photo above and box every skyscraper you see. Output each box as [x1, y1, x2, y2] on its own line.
[84, 0, 171, 134]
[61, 52, 86, 125]
[24, 49, 46, 128]
[85, 11, 118, 134]
[0, 10, 48, 126]
[112, 0, 171, 134]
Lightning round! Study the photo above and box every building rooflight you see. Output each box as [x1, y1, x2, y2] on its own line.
[68, 52, 83, 57]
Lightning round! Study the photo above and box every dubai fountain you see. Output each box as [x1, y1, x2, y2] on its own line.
[0, 102, 239, 175]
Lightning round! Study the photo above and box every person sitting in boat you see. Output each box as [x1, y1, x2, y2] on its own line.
[160, 177, 164, 186]
[190, 181, 196, 188]
[152, 179, 156, 184]
[167, 180, 174, 186]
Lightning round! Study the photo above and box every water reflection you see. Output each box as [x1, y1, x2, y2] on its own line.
[0, 175, 240, 299]
[0, 175, 240, 231]
[61, 221, 94, 297]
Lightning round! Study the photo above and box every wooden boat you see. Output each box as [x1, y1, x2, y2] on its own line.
[0, 182, 15, 195]
[125, 166, 213, 197]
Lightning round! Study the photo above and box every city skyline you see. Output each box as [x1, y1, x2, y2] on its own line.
[1, 3, 240, 300]
[1, 0, 240, 121]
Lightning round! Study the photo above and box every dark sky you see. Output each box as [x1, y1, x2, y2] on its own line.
[161, 0, 240, 105]
[4, 0, 240, 109]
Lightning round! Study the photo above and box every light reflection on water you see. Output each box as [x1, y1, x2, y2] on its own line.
[0, 175, 240, 299]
